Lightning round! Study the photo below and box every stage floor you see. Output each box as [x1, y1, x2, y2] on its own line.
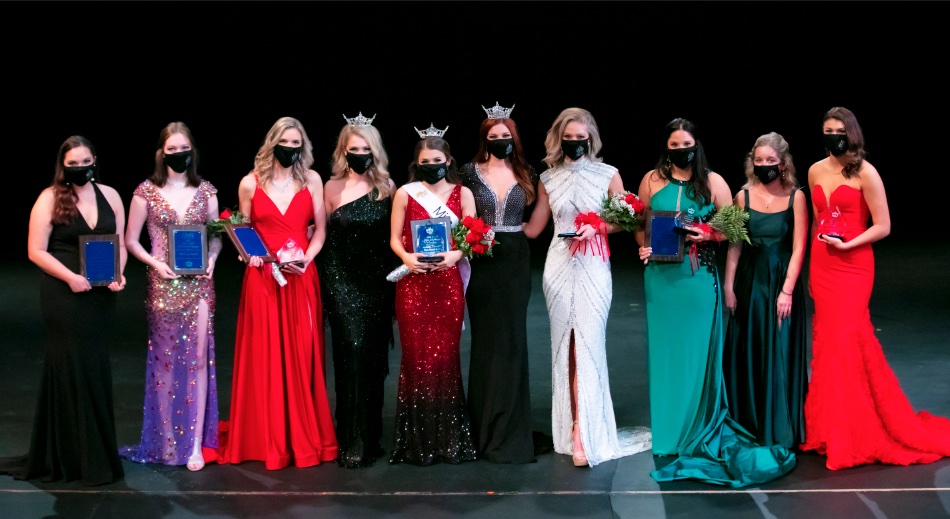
[2, 239, 949, 519]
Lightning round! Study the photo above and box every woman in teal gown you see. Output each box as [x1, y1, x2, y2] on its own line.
[635, 118, 795, 488]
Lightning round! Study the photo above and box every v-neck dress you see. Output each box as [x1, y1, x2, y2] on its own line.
[216, 185, 338, 470]
[119, 180, 220, 465]
[0, 183, 124, 485]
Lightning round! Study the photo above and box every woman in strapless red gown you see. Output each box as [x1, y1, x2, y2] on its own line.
[802, 107, 950, 470]
[217, 117, 338, 470]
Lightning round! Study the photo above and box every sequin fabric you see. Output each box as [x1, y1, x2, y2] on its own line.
[320, 190, 397, 468]
[458, 163, 537, 231]
[540, 158, 652, 467]
[119, 180, 219, 465]
[390, 184, 477, 466]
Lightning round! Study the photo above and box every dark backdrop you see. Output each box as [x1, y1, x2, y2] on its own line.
[6, 1, 942, 258]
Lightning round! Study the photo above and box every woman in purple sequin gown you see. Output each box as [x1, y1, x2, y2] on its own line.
[119, 122, 220, 471]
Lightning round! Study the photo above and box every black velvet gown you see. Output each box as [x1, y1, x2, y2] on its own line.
[320, 189, 397, 468]
[0, 183, 124, 486]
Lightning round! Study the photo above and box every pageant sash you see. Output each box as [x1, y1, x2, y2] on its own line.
[405, 182, 472, 298]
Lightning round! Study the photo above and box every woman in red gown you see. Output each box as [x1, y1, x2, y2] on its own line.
[802, 106, 950, 470]
[217, 116, 338, 470]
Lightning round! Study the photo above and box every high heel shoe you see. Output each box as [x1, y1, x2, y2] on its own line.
[571, 421, 588, 467]
[187, 437, 205, 471]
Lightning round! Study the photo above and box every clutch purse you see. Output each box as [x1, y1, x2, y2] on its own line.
[386, 265, 410, 283]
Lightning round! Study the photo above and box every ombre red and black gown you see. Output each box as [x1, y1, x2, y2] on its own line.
[802, 184, 950, 469]
[389, 184, 477, 466]
[217, 186, 338, 470]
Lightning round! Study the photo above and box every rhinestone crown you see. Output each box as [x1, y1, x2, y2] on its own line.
[482, 101, 515, 119]
[415, 123, 449, 138]
[343, 112, 376, 126]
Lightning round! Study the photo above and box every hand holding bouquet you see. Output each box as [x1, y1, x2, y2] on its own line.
[600, 190, 646, 232]
[685, 204, 750, 244]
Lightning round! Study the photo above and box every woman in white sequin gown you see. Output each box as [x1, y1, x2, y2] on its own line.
[525, 108, 651, 467]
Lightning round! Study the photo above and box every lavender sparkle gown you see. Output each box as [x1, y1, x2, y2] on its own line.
[119, 180, 219, 465]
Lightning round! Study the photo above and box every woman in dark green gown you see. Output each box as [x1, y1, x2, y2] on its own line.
[723, 132, 808, 450]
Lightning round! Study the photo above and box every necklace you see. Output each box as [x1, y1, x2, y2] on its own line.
[271, 176, 294, 193]
[759, 189, 775, 208]
[168, 180, 187, 190]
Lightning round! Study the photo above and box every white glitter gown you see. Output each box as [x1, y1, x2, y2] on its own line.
[541, 157, 652, 467]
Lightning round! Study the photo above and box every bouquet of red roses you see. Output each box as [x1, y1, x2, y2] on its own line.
[452, 215, 498, 258]
[600, 190, 646, 232]
[206, 207, 249, 236]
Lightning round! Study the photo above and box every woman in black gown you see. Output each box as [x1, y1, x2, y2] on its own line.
[459, 103, 540, 464]
[0, 135, 128, 486]
[321, 114, 398, 468]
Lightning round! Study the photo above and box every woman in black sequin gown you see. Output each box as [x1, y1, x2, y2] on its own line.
[321, 117, 398, 468]
[0, 136, 128, 486]
[459, 104, 540, 464]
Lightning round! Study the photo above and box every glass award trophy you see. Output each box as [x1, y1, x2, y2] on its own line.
[276, 238, 306, 268]
[821, 206, 847, 241]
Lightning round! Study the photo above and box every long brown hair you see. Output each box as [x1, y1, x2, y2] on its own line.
[653, 118, 712, 204]
[51, 135, 96, 225]
[408, 137, 460, 184]
[472, 118, 535, 204]
[149, 121, 201, 188]
[823, 106, 866, 179]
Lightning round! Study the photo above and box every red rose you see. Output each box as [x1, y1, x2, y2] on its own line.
[472, 243, 488, 255]
[469, 218, 489, 234]
[624, 194, 636, 205]
[466, 232, 482, 244]
[628, 196, 645, 214]
[462, 215, 476, 228]
[220, 208, 232, 219]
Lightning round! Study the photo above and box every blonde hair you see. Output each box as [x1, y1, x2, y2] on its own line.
[741, 132, 798, 190]
[542, 107, 604, 169]
[253, 116, 315, 189]
[330, 124, 393, 200]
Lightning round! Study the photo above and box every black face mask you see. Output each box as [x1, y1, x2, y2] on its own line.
[64, 164, 97, 186]
[753, 164, 781, 185]
[345, 152, 373, 174]
[561, 139, 588, 161]
[274, 145, 301, 168]
[487, 138, 514, 160]
[668, 146, 696, 169]
[822, 134, 848, 157]
[163, 150, 193, 173]
[416, 163, 448, 184]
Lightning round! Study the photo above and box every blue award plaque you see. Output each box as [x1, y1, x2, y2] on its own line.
[168, 224, 209, 275]
[224, 223, 276, 264]
[644, 210, 685, 262]
[79, 234, 121, 286]
[411, 217, 452, 263]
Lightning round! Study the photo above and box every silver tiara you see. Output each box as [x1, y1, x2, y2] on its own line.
[415, 123, 448, 138]
[482, 101, 515, 119]
[343, 112, 376, 126]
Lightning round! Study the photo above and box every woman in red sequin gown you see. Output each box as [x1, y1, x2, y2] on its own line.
[802, 107, 950, 470]
[388, 134, 478, 466]
[217, 117, 338, 470]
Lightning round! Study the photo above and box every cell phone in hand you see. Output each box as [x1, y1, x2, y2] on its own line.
[419, 255, 444, 263]
[557, 231, 579, 238]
